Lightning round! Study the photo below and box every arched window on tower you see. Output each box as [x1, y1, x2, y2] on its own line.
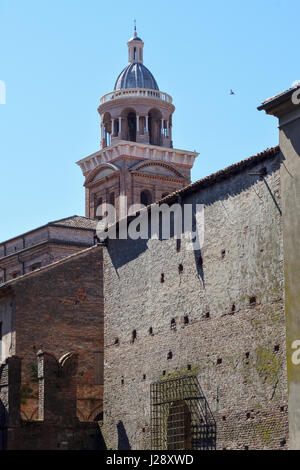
[95, 197, 103, 220]
[141, 190, 152, 207]
[109, 192, 115, 207]
[127, 112, 137, 142]
[148, 109, 162, 146]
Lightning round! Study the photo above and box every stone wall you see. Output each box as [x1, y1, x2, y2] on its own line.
[102, 150, 288, 450]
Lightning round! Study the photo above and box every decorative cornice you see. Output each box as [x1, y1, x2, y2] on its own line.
[131, 171, 185, 184]
[129, 160, 185, 178]
[84, 162, 120, 186]
[77, 141, 198, 176]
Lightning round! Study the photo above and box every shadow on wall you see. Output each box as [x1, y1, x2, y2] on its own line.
[0, 400, 8, 450]
[106, 154, 283, 273]
[117, 420, 131, 450]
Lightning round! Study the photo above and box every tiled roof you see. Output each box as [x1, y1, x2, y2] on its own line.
[0, 215, 97, 245]
[0, 245, 100, 290]
[258, 84, 300, 110]
[102, 146, 281, 237]
[51, 215, 97, 230]
[159, 146, 280, 203]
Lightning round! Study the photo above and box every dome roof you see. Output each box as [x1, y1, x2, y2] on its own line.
[129, 36, 143, 41]
[114, 62, 159, 91]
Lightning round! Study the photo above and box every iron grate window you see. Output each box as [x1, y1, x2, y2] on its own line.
[150, 375, 216, 450]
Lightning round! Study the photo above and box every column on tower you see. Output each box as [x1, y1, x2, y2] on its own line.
[118, 117, 122, 138]
[112, 119, 115, 137]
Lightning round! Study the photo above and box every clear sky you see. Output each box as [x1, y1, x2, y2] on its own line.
[0, 0, 299, 241]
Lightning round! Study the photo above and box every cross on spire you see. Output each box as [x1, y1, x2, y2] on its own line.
[134, 18, 137, 38]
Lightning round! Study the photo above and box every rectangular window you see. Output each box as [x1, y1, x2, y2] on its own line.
[95, 351, 104, 385]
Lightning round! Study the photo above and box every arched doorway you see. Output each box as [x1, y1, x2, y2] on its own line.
[167, 400, 191, 450]
[140, 190, 152, 207]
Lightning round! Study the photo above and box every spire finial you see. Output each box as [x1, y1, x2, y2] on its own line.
[134, 18, 137, 38]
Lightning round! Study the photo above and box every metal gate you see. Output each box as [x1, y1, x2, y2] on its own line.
[150, 375, 216, 450]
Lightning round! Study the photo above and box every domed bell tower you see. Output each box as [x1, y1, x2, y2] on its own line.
[98, 24, 174, 149]
[77, 26, 198, 220]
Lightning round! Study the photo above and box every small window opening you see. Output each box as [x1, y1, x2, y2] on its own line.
[114, 338, 119, 345]
[149, 327, 153, 335]
[170, 318, 176, 330]
[249, 296, 256, 305]
[245, 352, 250, 359]
[178, 264, 183, 273]
[176, 238, 181, 252]
[280, 439, 286, 447]
[163, 370, 166, 376]
[161, 273, 165, 283]
[217, 358, 222, 365]
[221, 250, 226, 259]
[167, 351, 173, 360]
[274, 345, 280, 352]
[187, 364, 191, 371]
[246, 412, 251, 420]
[184, 316, 189, 325]
[143, 374, 146, 380]
[121, 377, 124, 385]
[132, 330, 137, 343]
[205, 312, 210, 319]
[231, 304, 236, 313]
[222, 416, 226, 421]
[280, 406, 285, 412]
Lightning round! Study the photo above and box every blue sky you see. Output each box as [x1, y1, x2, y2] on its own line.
[0, 0, 298, 241]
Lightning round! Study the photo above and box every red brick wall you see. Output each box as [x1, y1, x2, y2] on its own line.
[13, 246, 104, 422]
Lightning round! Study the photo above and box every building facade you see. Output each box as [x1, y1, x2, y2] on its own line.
[0, 26, 300, 451]
[0, 216, 97, 283]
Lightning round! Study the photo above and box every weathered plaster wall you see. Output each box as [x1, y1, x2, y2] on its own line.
[103, 152, 288, 450]
[279, 114, 300, 449]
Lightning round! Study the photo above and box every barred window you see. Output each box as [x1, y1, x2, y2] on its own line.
[150, 375, 216, 450]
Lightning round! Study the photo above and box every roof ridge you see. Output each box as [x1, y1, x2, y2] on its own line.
[0, 245, 101, 288]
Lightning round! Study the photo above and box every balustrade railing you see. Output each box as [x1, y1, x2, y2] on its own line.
[100, 88, 173, 105]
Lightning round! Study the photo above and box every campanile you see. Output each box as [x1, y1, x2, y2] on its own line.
[77, 26, 198, 219]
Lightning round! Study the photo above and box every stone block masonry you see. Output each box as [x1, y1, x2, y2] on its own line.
[102, 149, 288, 450]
